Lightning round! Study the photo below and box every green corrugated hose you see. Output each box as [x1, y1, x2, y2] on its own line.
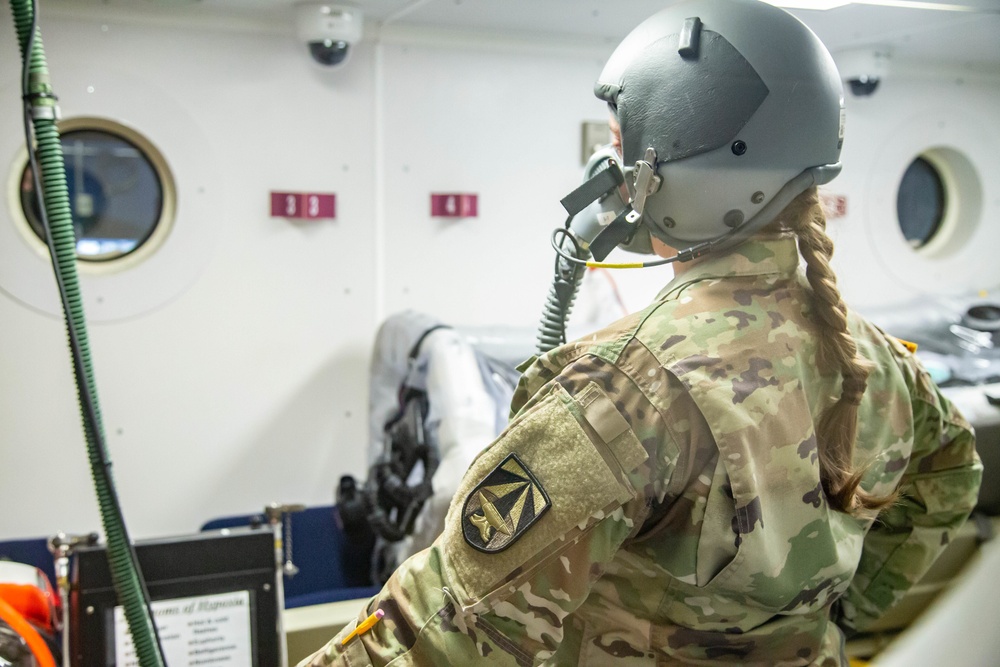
[8, 1, 165, 665]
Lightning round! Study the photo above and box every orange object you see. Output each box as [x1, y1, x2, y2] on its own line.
[0, 582, 53, 631]
[0, 597, 56, 667]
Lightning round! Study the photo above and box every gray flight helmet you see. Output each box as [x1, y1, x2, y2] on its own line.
[595, 0, 844, 253]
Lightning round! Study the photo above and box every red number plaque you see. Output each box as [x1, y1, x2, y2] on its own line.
[431, 193, 478, 218]
[270, 192, 336, 219]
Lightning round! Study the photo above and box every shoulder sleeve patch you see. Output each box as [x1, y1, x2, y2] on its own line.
[461, 453, 551, 553]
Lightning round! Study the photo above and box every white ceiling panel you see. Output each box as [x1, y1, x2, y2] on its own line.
[43, 0, 1000, 66]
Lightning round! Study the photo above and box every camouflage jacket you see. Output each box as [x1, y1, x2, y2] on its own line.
[300, 234, 982, 666]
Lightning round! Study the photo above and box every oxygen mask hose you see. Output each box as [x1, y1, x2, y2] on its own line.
[535, 147, 623, 355]
[9, 1, 165, 665]
[535, 230, 590, 355]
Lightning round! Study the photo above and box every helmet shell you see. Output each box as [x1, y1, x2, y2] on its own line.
[596, 0, 844, 248]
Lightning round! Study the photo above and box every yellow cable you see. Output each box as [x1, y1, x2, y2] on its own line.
[586, 261, 646, 269]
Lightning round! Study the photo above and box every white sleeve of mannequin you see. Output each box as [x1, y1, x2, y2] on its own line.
[405, 330, 499, 556]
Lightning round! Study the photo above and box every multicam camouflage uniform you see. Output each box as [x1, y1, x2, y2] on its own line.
[301, 233, 982, 666]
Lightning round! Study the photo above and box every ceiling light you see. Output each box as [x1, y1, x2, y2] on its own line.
[766, 0, 988, 10]
[854, 0, 986, 10]
[764, 0, 850, 9]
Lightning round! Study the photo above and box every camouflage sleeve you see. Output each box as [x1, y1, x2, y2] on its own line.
[298, 362, 663, 666]
[836, 349, 983, 635]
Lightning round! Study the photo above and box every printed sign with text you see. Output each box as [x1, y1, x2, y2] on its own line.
[114, 590, 253, 667]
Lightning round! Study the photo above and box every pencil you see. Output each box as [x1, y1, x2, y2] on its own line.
[341, 608, 385, 646]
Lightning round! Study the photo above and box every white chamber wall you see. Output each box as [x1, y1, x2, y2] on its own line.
[0, 9, 663, 540]
[0, 5, 997, 540]
[827, 66, 1000, 313]
[377, 37, 673, 327]
[0, 8, 381, 539]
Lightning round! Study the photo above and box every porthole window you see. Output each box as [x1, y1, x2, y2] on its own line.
[15, 117, 174, 268]
[897, 156, 946, 249]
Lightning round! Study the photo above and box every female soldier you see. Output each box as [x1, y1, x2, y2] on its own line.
[301, 0, 982, 664]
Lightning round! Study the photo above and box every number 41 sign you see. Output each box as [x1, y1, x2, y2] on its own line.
[270, 192, 336, 220]
[431, 193, 478, 218]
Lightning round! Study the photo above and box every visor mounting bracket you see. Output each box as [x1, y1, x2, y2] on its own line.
[678, 17, 703, 59]
[630, 147, 660, 219]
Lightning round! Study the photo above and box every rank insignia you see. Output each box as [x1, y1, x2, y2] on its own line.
[461, 453, 551, 553]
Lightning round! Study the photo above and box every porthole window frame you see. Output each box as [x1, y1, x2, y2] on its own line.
[894, 146, 981, 261]
[9, 116, 176, 275]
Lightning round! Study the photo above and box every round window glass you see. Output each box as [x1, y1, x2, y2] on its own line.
[19, 129, 164, 262]
[896, 156, 946, 249]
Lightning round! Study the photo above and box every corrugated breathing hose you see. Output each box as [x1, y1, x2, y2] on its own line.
[536, 146, 629, 355]
[8, 1, 166, 665]
[535, 239, 589, 355]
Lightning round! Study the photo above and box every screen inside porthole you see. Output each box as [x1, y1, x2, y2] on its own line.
[896, 156, 946, 249]
[19, 129, 164, 262]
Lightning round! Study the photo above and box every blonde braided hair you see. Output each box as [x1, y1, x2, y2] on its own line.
[780, 187, 896, 514]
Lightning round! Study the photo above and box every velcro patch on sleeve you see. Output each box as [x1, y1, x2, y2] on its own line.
[441, 383, 648, 610]
[578, 383, 630, 443]
[577, 383, 649, 476]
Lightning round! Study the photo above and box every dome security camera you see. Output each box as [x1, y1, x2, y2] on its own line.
[295, 3, 363, 67]
[848, 75, 880, 97]
[834, 48, 891, 98]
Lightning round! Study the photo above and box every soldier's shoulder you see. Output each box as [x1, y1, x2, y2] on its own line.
[557, 307, 653, 365]
[849, 313, 924, 392]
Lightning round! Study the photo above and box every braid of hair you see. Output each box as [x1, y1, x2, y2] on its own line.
[783, 187, 896, 514]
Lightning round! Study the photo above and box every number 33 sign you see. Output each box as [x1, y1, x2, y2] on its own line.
[270, 192, 336, 220]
